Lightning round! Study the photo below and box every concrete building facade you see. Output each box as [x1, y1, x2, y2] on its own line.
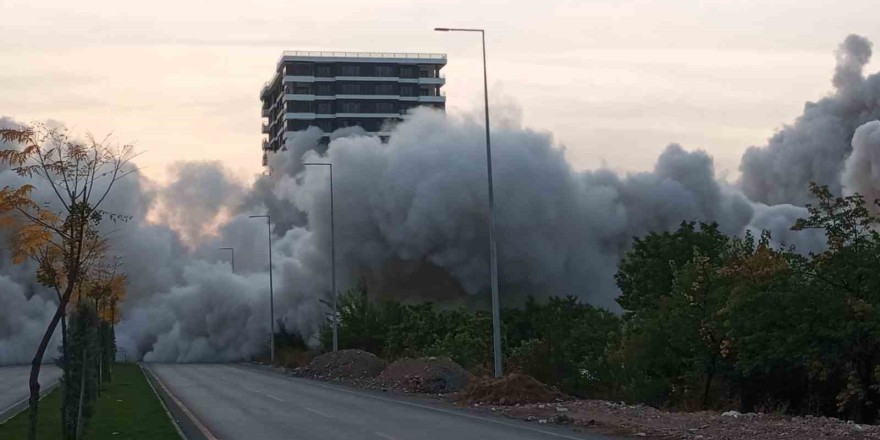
[260, 51, 447, 165]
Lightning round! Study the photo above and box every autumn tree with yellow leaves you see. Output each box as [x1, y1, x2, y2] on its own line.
[0, 124, 134, 440]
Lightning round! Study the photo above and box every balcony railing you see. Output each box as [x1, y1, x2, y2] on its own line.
[282, 51, 446, 60]
[262, 123, 270, 134]
[262, 108, 270, 117]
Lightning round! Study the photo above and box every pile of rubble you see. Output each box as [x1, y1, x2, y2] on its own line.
[290, 351, 879, 439]
[378, 356, 470, 393]
[295, 349, 386, 380]
[473, 400, 880, 439]
[462, 373, 568, 405]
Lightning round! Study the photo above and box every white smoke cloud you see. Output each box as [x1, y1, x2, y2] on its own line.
[0, 34, 876, 364]
[842, 121, 880, 204]
[739, 34, 880, 206]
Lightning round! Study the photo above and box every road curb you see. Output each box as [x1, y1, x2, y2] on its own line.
[0, 377, 61, 425]
[140, 363, 217, 440]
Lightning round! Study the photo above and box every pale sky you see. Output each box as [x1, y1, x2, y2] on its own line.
[1, 0, 878, 183]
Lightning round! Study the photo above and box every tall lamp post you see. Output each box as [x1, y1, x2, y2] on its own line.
[434, 26, 502, 378]
[303, 162, 338, 352]
[219, 247, 235, 274]
[248, 215, 275, 362]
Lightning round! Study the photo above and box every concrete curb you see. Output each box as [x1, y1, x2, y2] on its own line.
[0, 379, 61, 425]
[140, 363, 217, 440]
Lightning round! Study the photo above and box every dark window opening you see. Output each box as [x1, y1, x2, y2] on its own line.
[340, 83, 361, 94]
[316, 102, 334, 114]
[316, 83, 334, 95]
[287, 63, 313, 76]
[375, 83, 396, 95]
[316, 65, 333, 77]
[340, 65, 361, 76]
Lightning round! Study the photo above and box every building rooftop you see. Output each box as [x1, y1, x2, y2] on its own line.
[281, 50, 446, 60]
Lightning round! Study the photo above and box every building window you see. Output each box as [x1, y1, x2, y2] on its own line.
[399, 66, 416, 78]
[419, 66, 439, 78]
[317, 120, 334, 131]
[374, 65, 394, 77]
[340, 102, 362, 113]
[288, 120, 309, 131]
[400, 85, 416, 96]
[420, 87, 438, 96]
[316, 102, 333, 114]
[375, 83, 395, 95]
[290, 101, 313, 112]
[340, 83, 361, 94]
[316, 83, 334, 95]
[287, 63, 313, 76]
[375, 102, 395, 113]
[316, 65, 333, 77]
[340, 65, 360, 76]
[294, 84, 313, 94]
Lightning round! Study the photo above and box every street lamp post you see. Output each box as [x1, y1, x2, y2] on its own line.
[248, 215, 275, 362]
[219, 247, 235, 274]
[303, 162, 338, 352]
[434, 26, 503, 378]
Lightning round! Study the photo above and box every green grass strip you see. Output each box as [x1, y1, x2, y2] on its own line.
[0, 364, 180, 440]
[84, 363, 180, 439]
[0, 382, 63, 439]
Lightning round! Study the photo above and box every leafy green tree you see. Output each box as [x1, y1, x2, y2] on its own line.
[616, 222, 728, 324]
[426, 310, 493, 372]
[718, 233, 835, 414]
[788, 183, 880, 422]
[319, 282, 406, 354]
[613, 222, 730, 408]
[507, 296, 620, 396]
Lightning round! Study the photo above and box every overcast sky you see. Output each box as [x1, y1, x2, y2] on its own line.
[1, 0, 877, 182]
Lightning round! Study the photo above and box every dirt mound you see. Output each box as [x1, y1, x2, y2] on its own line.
[463, 373, 567, 405]
[379, 357, 470, 393]
[299, 349, 386, 380]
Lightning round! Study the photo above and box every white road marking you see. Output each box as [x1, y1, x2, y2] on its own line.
[303, 407, 333, 418]
[144, 365, 220, 440]
[375, 432, 400, 440]
[265, 393, 284, 402]
[242, 384, 262, 393]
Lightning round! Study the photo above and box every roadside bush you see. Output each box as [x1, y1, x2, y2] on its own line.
[62, 302, 100, 440]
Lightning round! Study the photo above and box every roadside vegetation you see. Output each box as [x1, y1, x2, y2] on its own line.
[290, 183, 880, 424]
[0, 125, 134, 439]
[0, 364, 179, 440]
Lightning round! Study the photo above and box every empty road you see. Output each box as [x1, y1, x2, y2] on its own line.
[145, 363, 619, 440]
[0, 365, 62, 422]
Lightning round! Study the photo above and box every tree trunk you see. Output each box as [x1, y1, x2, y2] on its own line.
[60, 312, 68, 435]
[27, 293, 69, 440]
[702, 356, 717, 409]
[75, 347, 85, 440]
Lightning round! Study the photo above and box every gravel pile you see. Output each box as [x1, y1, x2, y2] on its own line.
[297, 349, 386, 380]
[379, 356, 470, 393]
[463, 373, 568, 405]
[478, 399, 880, 439]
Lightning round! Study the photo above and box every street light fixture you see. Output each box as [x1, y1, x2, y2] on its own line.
[249, 215, 275, 362]
[219, 247, 235, 274]
[303, 162, 338, 352]
[435, 26, 503, 378]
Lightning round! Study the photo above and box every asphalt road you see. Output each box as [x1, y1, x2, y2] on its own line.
[146, 363, 620, 440]
[0, 364, 62, 422]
